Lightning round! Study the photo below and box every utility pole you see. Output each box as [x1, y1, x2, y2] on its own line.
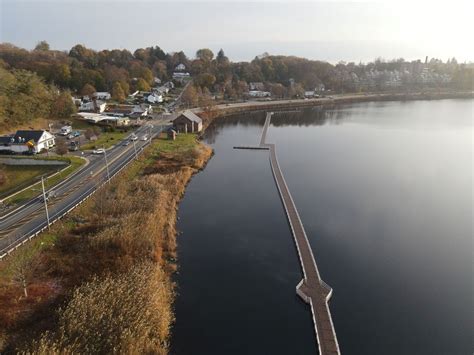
[132, 138, 138, 159]
[41, 176, 50, 230]
[103, 145, 110, 183]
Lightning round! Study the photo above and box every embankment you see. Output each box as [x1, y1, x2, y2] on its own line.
[0, 133, 212, 353]
[198, 91, 473, 128]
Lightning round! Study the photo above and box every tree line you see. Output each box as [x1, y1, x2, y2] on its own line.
[0, 41, 472, 126]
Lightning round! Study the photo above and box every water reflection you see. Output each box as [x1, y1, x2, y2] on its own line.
[173, 99, 473, 355]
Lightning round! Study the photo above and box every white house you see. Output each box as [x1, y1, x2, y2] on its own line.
[249, 82, 265, 91]
[0, 130, 55, 154]
[172, 72, 190, 81]
[146, 93, 163, 103]
[249, 90, 271, 98]
[174, 63, 186, 72]
[79, 100, 106, 113]
[93, 92, 111, 100]
[315, 83, 325, 93]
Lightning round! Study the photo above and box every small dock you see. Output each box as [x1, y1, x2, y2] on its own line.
[233, 146, 269, 150]
[236, 112, 340, 354]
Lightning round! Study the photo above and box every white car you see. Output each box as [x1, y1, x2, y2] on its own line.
[140, 135, 148, 141]
[92, 148, 105, 154]
[130, 135, 138, 141]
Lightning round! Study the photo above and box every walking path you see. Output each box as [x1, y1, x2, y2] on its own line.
[235, 112, 340, 354]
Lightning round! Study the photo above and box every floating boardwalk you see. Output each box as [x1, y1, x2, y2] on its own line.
[235, 112, 340, 355]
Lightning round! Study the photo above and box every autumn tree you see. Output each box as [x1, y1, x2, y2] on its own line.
[111, 82, 126, 102]
[181, 84, 198, 107]
[196, 48, 214, 62]
[51, 91, 77, 118]
[270, 83, 286, 98]
[136, 78, 151, 91]
[81, 83, 96, 97]
[0, 67, 54, 125]
[194, 73, 216, 89]
[198, 88, 215, 113]
[34, 40, 50, 51]
[55, 139, 68, 156]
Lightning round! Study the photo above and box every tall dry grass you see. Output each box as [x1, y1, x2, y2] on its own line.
[0, 138, 212, 354]
[30, 262, 173, 355]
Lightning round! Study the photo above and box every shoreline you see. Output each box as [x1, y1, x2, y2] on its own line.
[196, 91, 473, 127]
[0, 134, 213, 353]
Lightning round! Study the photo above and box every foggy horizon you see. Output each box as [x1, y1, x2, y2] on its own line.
[1, 0, 472, 63]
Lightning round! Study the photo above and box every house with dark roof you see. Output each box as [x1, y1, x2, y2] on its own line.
[0, 130, 55, 154]
[172, 110, 203, 133]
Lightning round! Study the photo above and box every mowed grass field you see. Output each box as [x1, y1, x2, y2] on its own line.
[81, 131, 129, 150]
[0, 164, 61, 197]
[1, 156, 86, 205]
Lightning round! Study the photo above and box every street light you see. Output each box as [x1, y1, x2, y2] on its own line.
[132, 137, 138, 159]
[103, 145, 110, 183]
[40, 176, 51, 230]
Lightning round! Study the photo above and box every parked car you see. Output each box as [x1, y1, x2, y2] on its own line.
[92, 148, 105, 154]
[130, 134, 138, 141]
[140, 135, 148, 141]
[69, 142, 79, 151]
[72, 131, 81, 137]
[60, 125, 72, 136]
[123, 140, 131, 146]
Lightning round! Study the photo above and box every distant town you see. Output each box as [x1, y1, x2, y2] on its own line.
[0, 40, 472, 355]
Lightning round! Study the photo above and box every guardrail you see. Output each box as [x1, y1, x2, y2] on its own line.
[0, 131, 157, 259]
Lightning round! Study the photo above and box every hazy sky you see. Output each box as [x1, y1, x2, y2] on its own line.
[0, 0, 472, 63]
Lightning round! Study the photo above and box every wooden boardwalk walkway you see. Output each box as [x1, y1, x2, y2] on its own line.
[235, 112, 340, 354]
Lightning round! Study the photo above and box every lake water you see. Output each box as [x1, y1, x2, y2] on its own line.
[172, 99, 473, 354]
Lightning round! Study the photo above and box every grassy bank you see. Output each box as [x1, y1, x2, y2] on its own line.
[0, 133, 212, 353]
[0, 164, 62, 197]
[80, 131, 129, 150]
[2, 156, 86, 206]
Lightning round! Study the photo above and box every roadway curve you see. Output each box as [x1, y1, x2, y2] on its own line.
[0, 123, 164, 258]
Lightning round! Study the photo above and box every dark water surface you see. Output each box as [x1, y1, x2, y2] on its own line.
[172, 99, 473, 355]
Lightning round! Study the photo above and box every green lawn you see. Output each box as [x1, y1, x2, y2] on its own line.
[81, 131, 129, 150]
[122, 133, 199, 179]
[0, 164, 61, 197]
[2, 156, 86, 206]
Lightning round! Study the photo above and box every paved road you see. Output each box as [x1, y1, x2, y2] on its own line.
[0, 122, 167, 257]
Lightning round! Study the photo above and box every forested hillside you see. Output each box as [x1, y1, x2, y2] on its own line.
[0, 41, 472, 128]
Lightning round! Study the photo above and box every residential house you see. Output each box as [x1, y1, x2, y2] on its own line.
[173, 110, 203, 133]
[0, 130, 55, 154]
[248, 90, 271, 98]
[315, 83, 325, 93]
[93, 92, 111, 100]
[249, 82, 265, 91]
[79, 100, 106, 113]
[174, 63, 186, 72]
[172, 72, 191, 83]
[146, 93, 163, 104]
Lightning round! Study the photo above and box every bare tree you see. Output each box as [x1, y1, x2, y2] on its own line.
[8, 248, 37, 298]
